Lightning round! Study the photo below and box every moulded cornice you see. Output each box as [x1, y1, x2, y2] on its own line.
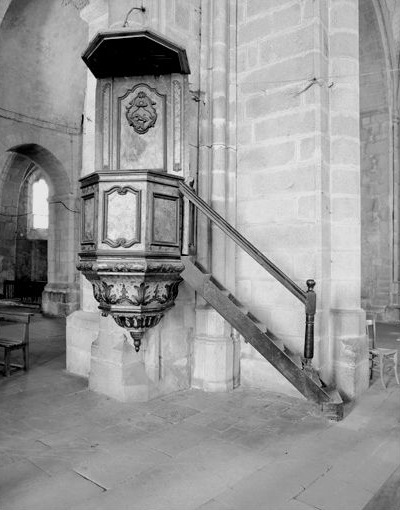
[82, 28, 190, 78]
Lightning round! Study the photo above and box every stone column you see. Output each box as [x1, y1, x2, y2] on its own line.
[66, 0, 108, 377]
[390, 113, 400, 318]
[42, 192, 80, 316]
[191, 0, 239, 392]
[328, 0, 368, 398]
[390, 2, 400, 317]
[234, 0, 367, 399]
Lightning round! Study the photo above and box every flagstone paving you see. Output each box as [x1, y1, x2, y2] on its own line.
[0, 312, 399, 509]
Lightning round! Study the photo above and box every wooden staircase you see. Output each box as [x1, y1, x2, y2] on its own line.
[179, 181, 344, 421]
[182, 256, 344, 421]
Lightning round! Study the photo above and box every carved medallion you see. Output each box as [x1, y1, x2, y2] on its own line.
[125, 91, 157, 134]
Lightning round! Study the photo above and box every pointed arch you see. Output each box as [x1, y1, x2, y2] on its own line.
[0, 144, 78, 315]
[7, 143, 71, 197]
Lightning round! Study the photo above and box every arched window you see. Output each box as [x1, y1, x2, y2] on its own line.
[15, 166, 49, 286]
[32, 178, 49, 229]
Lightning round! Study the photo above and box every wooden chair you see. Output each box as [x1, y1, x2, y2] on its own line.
[366, 318, 400, 389]
[0, 312, 33, 377]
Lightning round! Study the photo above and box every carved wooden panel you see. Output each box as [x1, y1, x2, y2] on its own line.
[102, 186, 141, 248]
[173, 80, 183, 174]
[117, 83, 166, 171]
[81, 194, 95, 244]
[102, 83, 111, 169]
[151, 193, 179, 247]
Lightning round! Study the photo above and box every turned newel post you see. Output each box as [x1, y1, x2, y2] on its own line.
[304, 279, 316, 364]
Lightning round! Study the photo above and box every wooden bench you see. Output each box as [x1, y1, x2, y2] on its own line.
[0, 312, 34, 377]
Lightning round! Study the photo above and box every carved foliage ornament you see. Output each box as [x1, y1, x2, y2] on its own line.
[77, 261, 185, 273]
[114, 314, 164, 352]
[89, 274, 183, 353]
[91, 279, 181, 307]
[125, 91, 157, 134]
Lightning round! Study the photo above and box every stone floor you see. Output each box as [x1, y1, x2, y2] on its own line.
[0, 310, 399, 510]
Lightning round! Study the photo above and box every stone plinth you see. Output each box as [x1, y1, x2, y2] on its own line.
[89, 286, 194, 402]
[66, 310, 99, 378]
[331, 308, 369, 400]
[42, 282, 80, 317]
[191, 307, 239, 392]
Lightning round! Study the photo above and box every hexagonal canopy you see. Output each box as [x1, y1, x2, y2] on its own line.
[82, 29, 190, 78]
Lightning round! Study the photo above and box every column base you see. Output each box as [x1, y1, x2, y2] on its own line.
[331, 308, 369, 400]
[191, 307, 238, 392]
[66, 310, 99, 378]
[382, 305, 400, 322]
[42, 282, 80, 316]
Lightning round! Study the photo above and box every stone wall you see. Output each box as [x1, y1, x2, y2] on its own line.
[0, 0, 88, 314]
[235, 0, 368, 399]
[236, 0, 324, 394]
[0, 0, 87, 127]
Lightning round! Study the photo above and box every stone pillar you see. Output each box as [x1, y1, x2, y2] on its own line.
[42, 192, 80, 316]
[328, 0, 368, 398]
[0, 153, 19, 295]
[235, 0, 367, 399]
[89, 315, 150, 401]
[191, 0, 239, 392]
[236, 0, 325, 392]
[80, 0, 109, 182]
[66, 0, 108, 377]
[386, 0, 400, 320]
[389, 113, 400, 319]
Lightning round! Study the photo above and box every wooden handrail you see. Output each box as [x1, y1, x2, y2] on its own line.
[179, 181, 307, 304]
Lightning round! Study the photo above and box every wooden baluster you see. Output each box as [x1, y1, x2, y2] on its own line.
[181, 195, 190, 256]
[189, 200, 196, 254]
[188, 179, 196, 255]
[181, 179, 195, 256]
[304, 279, 316, 365]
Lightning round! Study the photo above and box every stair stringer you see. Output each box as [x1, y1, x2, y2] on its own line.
[182, 258, 343, 420]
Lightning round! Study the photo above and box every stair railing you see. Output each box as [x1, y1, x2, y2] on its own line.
[179, 181, 316, 369]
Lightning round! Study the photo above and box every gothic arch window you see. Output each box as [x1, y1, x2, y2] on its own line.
[25, 170, 49, 239]
[13, 165, 49, 286]
[31, 178, 49, 230]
